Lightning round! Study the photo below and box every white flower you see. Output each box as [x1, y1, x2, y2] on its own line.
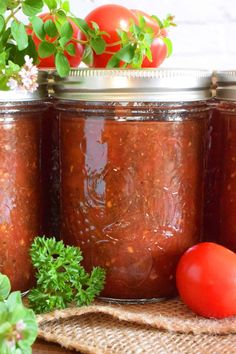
[7, 78, 18, 90]
[17, 56, 39, 92]
[24, 55, 33, 69]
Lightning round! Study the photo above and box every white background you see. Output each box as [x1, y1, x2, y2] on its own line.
[68, 0, 236, 70]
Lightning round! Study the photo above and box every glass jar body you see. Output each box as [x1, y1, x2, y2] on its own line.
[41, 99, 60, 238]
[208, 101, 236, 250]
[0, 101, 44, 291]
[58, 100, 209, 300]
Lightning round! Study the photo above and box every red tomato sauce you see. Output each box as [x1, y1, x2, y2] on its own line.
[217, 102, 236, 251]
[0, 102, 45, 291]
[41, 101, 60, 237]
[204, 103, 223, 241]
[58, 101, 209, 300]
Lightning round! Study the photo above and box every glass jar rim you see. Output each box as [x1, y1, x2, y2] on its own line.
[214, 70, 236, 101]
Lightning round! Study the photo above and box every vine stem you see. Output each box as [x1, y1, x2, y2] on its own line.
[5, 6, 21, 26]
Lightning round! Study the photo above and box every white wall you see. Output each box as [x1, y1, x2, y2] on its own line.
[69, 0, 236, 70]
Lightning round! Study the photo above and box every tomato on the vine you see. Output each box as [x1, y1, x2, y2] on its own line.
[84, 4, 169, 68]
[28, 13, 83, 68]
[84, 4, 137, 68]
[176, 242, 236, 319]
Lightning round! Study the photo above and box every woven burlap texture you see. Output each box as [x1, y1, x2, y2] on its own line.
[37, 298, 236, 354]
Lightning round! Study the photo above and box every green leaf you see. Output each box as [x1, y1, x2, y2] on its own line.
[117, 29, 128, 43]
[138, 15, 146, 29]
[115, 44, 135, 63]
[30, 16, 45, 41]
[6, 291, 22, 310]
[106, 54, 120, 68]
[0, 322, 11, 336]
[55, 52, 70, 77]
[151, 15, 163, 28]
[44, 19, 58, 38]
[59, 36, 69, 48]
[56, 10, 67, 23]
[44, 0, 57, 10]
[62, 1, 70, 12]
[2, 27, 10, 44]
[82, 44, 93, 66]
[0, 274, 10, 301]
[91, 21, 100, 33]
[6, 0, 19, 10]
[0, 52, 6, 67]
[11, 21, 28, 51]
[0, 15, 5, 34]
[71, 17, 90, 36]
[22, 0, 43, 16]
[38, 41, 56, 58]
[163, 37, 173, 57]
[90, 37, 106, 55]
[0, 75, 9, 91]
[0, 0, 7, 14]
[60, 21, 73, 39]
[65, 43, 75, 56]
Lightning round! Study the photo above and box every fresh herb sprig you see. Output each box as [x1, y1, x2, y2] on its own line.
[107, 14, 176, 68]
[0, 273, 38, 354]
[28, 236, 106, 314]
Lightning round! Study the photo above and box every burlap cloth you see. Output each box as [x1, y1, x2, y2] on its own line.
[36, 298, 236, 353]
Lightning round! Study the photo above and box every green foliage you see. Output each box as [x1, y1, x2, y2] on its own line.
[108, 14, 175, 68]
[0, 274, 38, 354]
[28, 237, 106, 314]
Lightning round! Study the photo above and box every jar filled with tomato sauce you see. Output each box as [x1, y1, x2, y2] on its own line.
[207, 71, 236, 251]
[0, 71, 48, 291]
[41, 96, 60, 238]
[53, 68, 212, 301]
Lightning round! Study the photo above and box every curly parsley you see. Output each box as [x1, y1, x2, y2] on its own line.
[28, 236, 106, 314]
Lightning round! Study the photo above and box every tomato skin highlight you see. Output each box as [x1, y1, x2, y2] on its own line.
[28, 13, 83, 68]
[176, 242, 236, 319]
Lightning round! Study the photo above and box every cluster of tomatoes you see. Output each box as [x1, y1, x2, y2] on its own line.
[29, 4, 171, 69]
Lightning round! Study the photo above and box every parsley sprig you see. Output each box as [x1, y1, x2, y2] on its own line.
[28, 237, 106, 314]
[0, 273, 38, 354]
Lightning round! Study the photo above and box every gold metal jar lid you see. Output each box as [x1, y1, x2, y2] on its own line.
[0, 70, 48, 102]
[215, 70, 236, 101]
[52, 68, 212, 102]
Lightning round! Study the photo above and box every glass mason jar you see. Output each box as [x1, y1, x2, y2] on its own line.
[53, 69, 212, 301]
[206, 71, 236, 251]
[0, 72, 48, 291]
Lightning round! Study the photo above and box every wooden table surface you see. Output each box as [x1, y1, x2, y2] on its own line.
[33, 339, 77, 353]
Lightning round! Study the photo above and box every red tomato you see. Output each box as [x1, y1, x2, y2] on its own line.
[84, 4, 137, 68]
[28, 13, 83, 68]
[142, 37, 167, 68]
[130, 9, 160, 35]
[176, 242, 236, 319]
[85, 5, 168, 68]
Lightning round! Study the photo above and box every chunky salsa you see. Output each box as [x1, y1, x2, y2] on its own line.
[59, 101, 208, 300]
[216, 102, 236, 251]
[0, 102, 44, 291]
